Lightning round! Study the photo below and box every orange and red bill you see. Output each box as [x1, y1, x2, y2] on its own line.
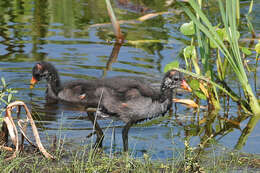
[181, 80, 192, 92]
[30, 77, 38, 89]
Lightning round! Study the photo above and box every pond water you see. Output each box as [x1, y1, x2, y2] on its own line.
[0, 0, 260, 160]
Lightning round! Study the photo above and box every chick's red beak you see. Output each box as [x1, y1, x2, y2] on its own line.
[181, 80, 192, 92]
[30, 77, 38, 89]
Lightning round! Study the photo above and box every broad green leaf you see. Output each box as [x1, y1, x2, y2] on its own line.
[180, 21, 195, 36]
[190, 79, 200, 90]
[194, 90, 207, 100]
[183, 45, 196, 59]
[241, 47, 252, 56]
[184, 46, 200, 74]
[210, 28, 225, 48]
[255, 42, 260, 54]
[221, 28, 240, 41]
[216, 28, 225, 40]
[210, 27, 240, 48]
[164, 61, 179, 72]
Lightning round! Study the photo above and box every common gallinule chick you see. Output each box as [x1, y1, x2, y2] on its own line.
[30, 62, 191, 151]
[30, 62, 168, 105]
[94, 69, 190, 151]
[30, 62, 100, 105]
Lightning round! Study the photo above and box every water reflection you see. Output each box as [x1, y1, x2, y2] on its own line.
[32, 0, 49, 61]
[0, 0, 25, 58]
[0, 0, 173, 71]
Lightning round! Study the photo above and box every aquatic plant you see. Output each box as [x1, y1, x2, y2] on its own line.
[0, 77, 17, 123]
[178, 0, 260, 117]
[166, 0, 260, 150]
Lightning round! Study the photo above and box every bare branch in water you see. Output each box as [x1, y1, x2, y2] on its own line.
[1, 101, 55, 160]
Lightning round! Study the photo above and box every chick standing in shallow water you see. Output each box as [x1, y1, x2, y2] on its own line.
[30, 62, 191, 151]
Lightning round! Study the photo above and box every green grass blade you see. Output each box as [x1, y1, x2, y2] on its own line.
[105, 0, 123, 40]
[182, 5, 240, 75]
[185, 0, 260, 116]
[173, 68, 250, 111]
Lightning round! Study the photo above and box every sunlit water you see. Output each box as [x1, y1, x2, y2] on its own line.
[0, 0, 260, 159]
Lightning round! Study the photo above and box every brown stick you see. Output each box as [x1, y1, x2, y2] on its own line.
[4, 108, 19, 161]
[1, 101, 55, 160]
[18, 119, 37, 148]
[0, 145, 13, 152]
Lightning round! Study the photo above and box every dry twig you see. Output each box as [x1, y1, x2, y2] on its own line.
[1, 101, 54, 160]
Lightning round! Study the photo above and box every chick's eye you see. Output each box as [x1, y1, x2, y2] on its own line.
[173, 77, 179, 81]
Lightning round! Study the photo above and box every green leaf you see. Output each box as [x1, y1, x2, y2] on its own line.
[0, 98, 8, 105]
[216, 28, 226, 40]
[11, 90, 18, 94]
[186, 124, 199, 136]
[210, 27, 225, 48]
[209, 39, 217, 49]
[190, 79, 200, 90]
[210, 28, 240, 48]
[215, 124, 220, 133]
[1, 77, 6, 88]
[183, 46, 201, 74]
[180, 21, 195, 36]
[219, 28, 240, 41]
[241, 47, 252, 56]
[164, 61, 179, 72]
[255, 42, 260, 54]
[8, 94, 12, 103]
[183, 45, 196, 59]
[194, 91, 207, 100]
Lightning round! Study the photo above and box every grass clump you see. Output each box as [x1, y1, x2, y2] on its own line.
[0, 138, 259, 173]
[0, 77, 17, 116]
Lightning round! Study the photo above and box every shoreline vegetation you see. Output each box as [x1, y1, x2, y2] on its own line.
[0, 137, 259, 172]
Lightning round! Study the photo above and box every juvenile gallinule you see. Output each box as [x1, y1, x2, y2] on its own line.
[30, 62, 191, 151]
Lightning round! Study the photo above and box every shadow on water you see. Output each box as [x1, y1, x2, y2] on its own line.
[0, 0, 260, 160]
